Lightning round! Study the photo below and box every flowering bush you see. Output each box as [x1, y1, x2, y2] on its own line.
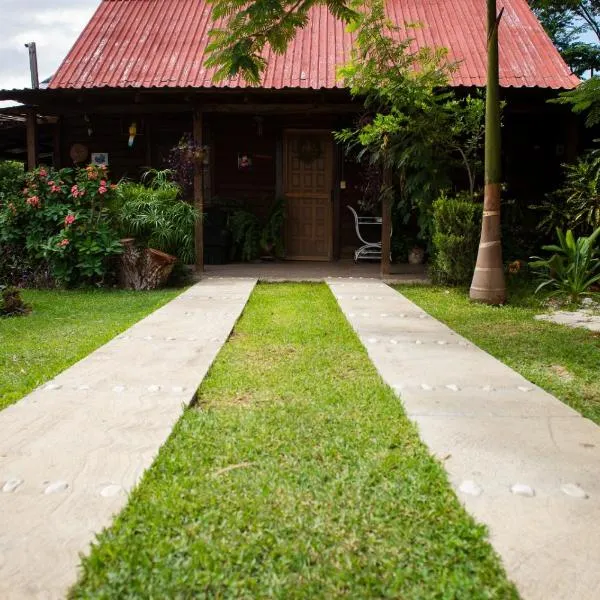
[0, 164, 122, 287]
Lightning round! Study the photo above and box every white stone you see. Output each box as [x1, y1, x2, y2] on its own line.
[187, 336, 197, 341]
[482, 385, 495, 392]
[147, 385, 161, 393]
[561, 483, 589, 499]
[415, 340, 423, 345]
[143, 335, 153, 341]
[352, 296, 358, 300]
[2, 478, 23, 493]
[44, 383, 62, 391]
[459, 480, 483, 496]
[44, 481, 69, 495]
[511, 483, 536, 497]
[518, 386, 533, 393]
[368, 338, 378, 344]
[100, 484, 123, 498]
[390, 339, 398, 345]
[166, 336, 176, 341]
[112, 385, 126, 393]
[171, 386, 185, 393]
[437, 340, 447, 345]
[420, 383, 434, 391]
[380, 313, 388, 317]
[419, 314, 426, 319]
[399, 313, 406, 318]
[77, 385, 90, 391]
[446, 384, 460, 392]
[348, 313, 356, 317]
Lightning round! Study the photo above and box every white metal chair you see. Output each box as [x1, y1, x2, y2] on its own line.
[347, 205, 383, 262]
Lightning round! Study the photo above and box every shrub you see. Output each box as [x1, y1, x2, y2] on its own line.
[430, 192, 482, 285]
[533, 150, 600, 237]
[0, 161, 24, 202]
[0, 165, 122, 287]
[0, 286, 31, 317]
[530, 227, 600, 302]
[116, 169, 199, 264]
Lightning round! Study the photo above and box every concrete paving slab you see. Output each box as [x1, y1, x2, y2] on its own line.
[0, 277, 256, 600]
[329, 279, 600, 600]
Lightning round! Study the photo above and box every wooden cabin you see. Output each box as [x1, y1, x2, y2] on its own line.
[0, 0, 580, 266]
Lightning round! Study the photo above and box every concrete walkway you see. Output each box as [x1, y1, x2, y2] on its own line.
[329, 279, 600, 600]
[0, 278, 256, 599]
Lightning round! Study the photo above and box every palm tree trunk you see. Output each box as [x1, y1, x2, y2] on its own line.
[469, 0, 506, 304]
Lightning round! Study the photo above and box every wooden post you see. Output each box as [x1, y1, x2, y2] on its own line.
[53, 118, 61, 168]
[380, 165, 392, 278]
[193, 109, 204, 274]
[26, 110, 38, 170]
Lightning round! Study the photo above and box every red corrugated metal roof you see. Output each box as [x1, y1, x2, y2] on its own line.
[49, 0, 580, 91]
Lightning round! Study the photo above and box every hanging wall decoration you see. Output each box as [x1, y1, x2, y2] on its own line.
[238, 153, 252, 170]
[295, 137, 322, 164]
[69, 143, 89, 164]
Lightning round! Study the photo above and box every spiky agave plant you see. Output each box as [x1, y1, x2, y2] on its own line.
[117, 169, 200, 264]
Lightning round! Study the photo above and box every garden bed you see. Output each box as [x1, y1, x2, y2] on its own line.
[70, 284, 516, 598]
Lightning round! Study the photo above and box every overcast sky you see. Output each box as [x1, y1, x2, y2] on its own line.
[0, 0, 100, 93]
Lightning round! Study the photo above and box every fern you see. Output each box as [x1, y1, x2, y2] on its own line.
[116, 170, 200, 264]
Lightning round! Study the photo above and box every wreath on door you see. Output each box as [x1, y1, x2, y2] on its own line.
[295, 137, 322, 164]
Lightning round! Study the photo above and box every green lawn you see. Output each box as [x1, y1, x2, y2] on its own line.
[0, 288, 181, 410]
[71, 284, 517, 599]
[397, 284, 600, 425]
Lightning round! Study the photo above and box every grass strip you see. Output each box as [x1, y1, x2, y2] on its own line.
[397, 285, 600, 425]
[71, 283, 517, 599]
[0, 288, 181, 410]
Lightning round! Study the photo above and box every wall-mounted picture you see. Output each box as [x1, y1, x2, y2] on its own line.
[238, 153, 252, 170]
[91, 152, 109, 166]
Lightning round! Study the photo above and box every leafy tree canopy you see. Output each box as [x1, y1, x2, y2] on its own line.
[334, 1, 485, 242]
[206, 0, 359, 83]
[529, 0, 600, 75]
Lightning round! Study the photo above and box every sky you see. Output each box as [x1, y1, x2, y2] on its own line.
[0, 0, 100, 93]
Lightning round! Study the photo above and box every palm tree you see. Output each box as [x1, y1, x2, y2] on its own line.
[469, 0, 506, 304]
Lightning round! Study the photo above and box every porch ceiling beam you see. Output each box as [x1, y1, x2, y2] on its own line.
[199, 103, 360, 114]
[28, 103, 360, 116]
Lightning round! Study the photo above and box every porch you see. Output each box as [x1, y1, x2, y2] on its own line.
[200, 260, 428, 283]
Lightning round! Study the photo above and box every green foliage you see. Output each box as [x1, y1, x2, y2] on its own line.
[205, 0, 358, 83]
[430, 192, 482, 285]
[553, 77, 600, 127]
[260, 196, 285, 255]
[335, 1, 485, 246]
[530, 227, 600, 302]
[116, 170, 199, 264]
[533, 149, 600, 235]
[529, 0, 600, 76]
[0, 161, 24, 202]
[0, 286, 31, 317]
[0, 165, 122, 287]
[228, 197, 286, 260]
[228, 209, 261, 260]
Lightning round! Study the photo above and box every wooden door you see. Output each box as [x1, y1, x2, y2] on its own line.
[283, 131, 333, 260]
